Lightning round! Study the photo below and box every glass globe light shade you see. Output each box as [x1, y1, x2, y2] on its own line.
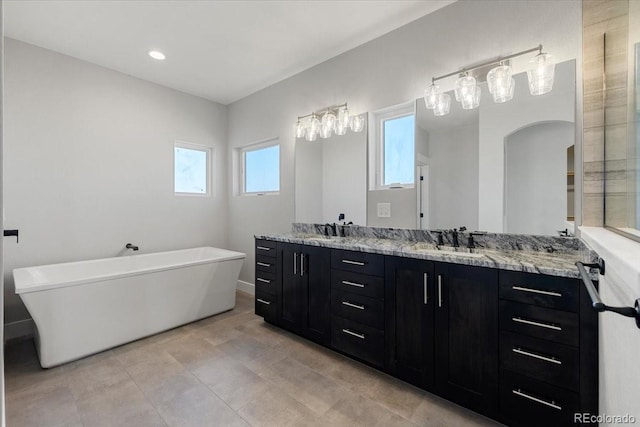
[527, 53, 555, 95]
[424, 83, 440, 109]
[294, 120, 306, 138]
[308, 115, 321, 135]
[319, 122, 332, 139]
[305, 129, 318, 142]
[350, 114, 365, 132]
[454, 75, 476, 102]
[338, 108, 350, 128]
[487, 65, 515, 103]
[433, 93, 451, 116]
[460, 85, 481, 109]
[321, 112, 337, 132]
[334, 120, 348, 136]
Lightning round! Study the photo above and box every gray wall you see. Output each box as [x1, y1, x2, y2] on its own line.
[3, 39, 229, 326]
[227, 0, 582, 285]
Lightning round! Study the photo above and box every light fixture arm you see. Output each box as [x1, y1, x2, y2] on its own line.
[431, 44, 543, 83]
[297, 102, 348, 121]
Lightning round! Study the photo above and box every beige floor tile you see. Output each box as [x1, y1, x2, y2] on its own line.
[162, 334, 222, 368]
[322, 393, 401, 427]
[6, 383, 82, 427]
[236, 386, 315, 427]
[66, 353, 131, 401]
[4, 359, 68, 395]
[76, 379, 166, 427]
[365, 373, 426, 419]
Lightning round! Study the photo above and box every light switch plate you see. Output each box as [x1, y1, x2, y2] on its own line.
[377, 203, 391, 218]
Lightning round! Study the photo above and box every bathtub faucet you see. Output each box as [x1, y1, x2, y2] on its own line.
[125, 243, 139, 251]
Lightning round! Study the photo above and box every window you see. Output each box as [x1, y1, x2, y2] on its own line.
[239, 139, 280, 195]
[174, 141, 211, 195]
[370, 102, 415, 189]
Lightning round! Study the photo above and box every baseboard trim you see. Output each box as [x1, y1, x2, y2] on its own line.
[4, 319, 35, 343]
[237, 280, 255, 295]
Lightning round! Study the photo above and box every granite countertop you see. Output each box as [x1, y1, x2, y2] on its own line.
[255, 232, 597, 280]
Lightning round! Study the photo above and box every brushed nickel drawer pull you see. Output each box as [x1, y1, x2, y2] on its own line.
[438, 275, 442, 308]
[257, 262, 271, 268]
[256, 246, 271, 251]
[301, 253, 305, 276]
[512, 389, 562, 411]
[342, 328, 365, 339]
[293, 253, 297, 275]
[512, 285, 562, 297]
[424, 273, 428, 305]
[513, 347, 562, 365]
[512, 317, 562, 331]
[342, 259, 366, 266]
[342, 301, 365, 310]
[342, 280, 365, 288]
[257, 278, 271, 284]
[257, 299, 271, 305]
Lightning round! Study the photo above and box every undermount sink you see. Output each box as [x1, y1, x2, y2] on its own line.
[411, 244, 486, 258]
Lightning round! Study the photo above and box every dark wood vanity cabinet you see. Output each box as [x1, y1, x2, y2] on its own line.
[385, 256, 435, 390]
[497, 271, 598, 427]
[275, 242, 331, 345]
[254, 239, 278, 323]
[434, 263, 500, 417]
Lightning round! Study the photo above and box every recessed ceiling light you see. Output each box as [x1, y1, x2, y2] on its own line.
[148, 50, 166, 60]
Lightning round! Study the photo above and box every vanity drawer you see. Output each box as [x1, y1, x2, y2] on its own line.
[331, 290, 384, 329]
[500, 331, 579, 392]
[255, 239, 277, 258]
[499, 271, 579, 312]
[331, 269, 385, 300]
[331, 316, 384, 368]
[255, 290, 278, 323]
[255, 255, 276, 275]
[255, 271, 277, 295]
[500, 300, 579, 347]
[331, 249, 384, 277]
[500, 370, 579, 427]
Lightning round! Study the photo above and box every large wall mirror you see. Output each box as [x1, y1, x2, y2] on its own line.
[294, 59, 577, 236]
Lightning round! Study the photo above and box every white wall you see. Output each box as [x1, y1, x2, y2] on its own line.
[505, 121, 573, 235]
[227, 0, 581, 285]
[428, 123, 479, 231]
[3, 39, 229, 326]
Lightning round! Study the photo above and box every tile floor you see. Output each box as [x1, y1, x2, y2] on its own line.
[4, 291, 502, 427]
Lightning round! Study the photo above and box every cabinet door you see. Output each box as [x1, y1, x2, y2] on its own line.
[300, 245, 331, 345]
[278, 242, 302, 332]
[385, 256, 435, 390]
[434, 263, 499, 416]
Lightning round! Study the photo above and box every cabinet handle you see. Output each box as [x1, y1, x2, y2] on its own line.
[342, 328, 365, 339]
[342, 301, 365, 310]
[342, 259, 366, 266]
[342, 280, 365, 288]
[512, 317, 562, 331]
[256, 278, 271, 284]
[512, 285, 562, 297]
[257, 262, 271, 267]
[424, 273, 428, 305]
[512, 347, 562, 365]
[293, 253, 297, 275]
[512, 389, 562, 411]
[301, 253, 305, 276]
[256, 299, 271, 305]
[256, 246, 271, 251]
[438, 275, 442, 308]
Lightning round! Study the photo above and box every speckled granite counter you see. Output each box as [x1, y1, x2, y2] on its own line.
[256, 224, 599, 279]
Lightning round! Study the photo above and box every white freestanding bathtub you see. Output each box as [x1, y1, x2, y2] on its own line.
[13, 247, 245, 368]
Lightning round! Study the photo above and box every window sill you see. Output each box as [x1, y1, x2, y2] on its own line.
[238, 192, 280, 197]
[580, 226, 640, 303]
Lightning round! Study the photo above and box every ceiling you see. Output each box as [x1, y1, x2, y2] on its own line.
[5, 0, 455, 105]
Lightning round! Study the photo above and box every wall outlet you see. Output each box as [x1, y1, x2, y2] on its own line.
[377, 203, 391, 218]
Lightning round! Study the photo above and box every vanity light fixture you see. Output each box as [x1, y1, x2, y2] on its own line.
[424, 44, 554, 116]
[294, 103, 365, 140]
[148, 50, 166, 60]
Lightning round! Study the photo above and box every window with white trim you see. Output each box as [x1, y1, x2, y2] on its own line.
[174, 141, 211, 195]
[238, 139, 280, 195]
[370, 102, 415, 189]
